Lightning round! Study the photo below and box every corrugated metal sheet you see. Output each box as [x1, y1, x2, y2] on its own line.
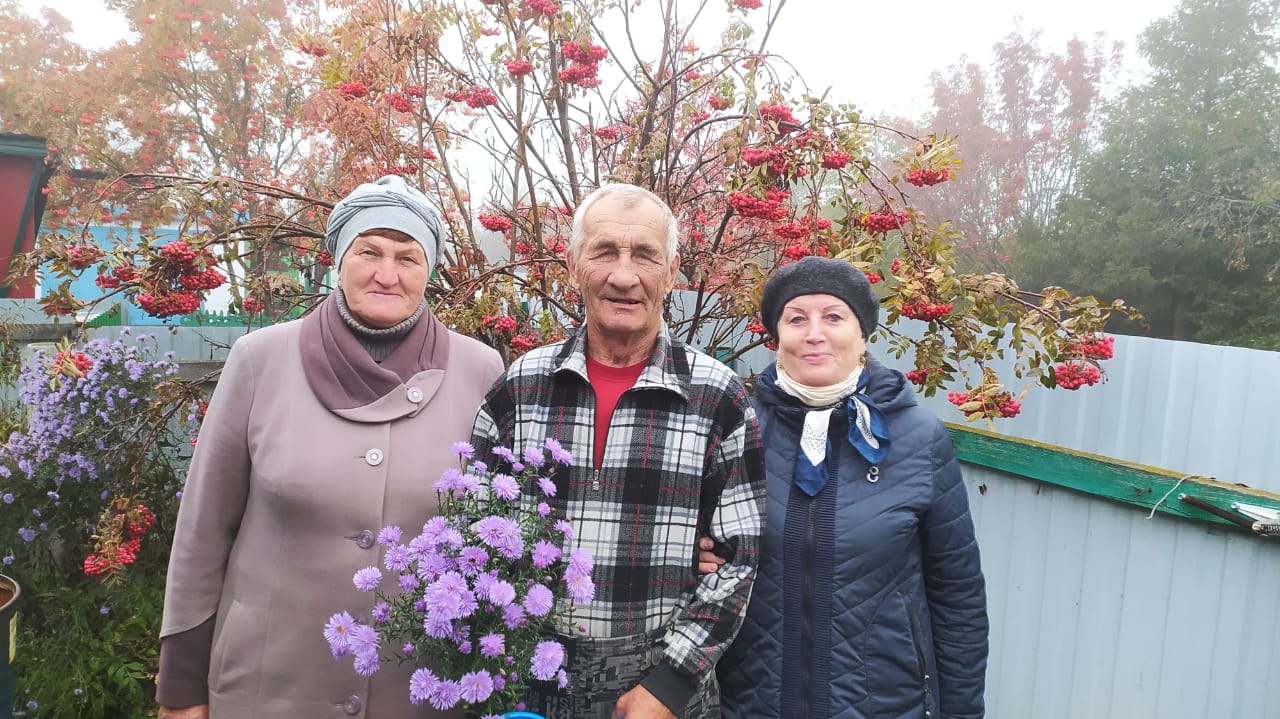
[968, 464, 1280, 718]
[886, 334, 1280, 495]
[84, 324, 246, 361]
[883, 335, 1280, 718]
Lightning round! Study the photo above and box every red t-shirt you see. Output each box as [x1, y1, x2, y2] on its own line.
[585, 355, 647, 469]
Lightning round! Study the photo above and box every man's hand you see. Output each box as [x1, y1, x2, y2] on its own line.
[696, 536, 726, 576]
[612, 685, 678, 719]
[158, 705, 209, 719]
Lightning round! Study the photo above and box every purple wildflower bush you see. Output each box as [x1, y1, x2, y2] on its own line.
[0, 330, 201, 716]
[0, 331, 192, 574]
[325, 439, 594, 717]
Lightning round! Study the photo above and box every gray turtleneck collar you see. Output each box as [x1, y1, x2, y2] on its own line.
[334, 289, 427, 363]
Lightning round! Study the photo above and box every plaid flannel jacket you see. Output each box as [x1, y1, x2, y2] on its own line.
[470, 326, 765, 700]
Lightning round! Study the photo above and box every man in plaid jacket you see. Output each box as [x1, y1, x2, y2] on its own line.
[470, 183, 766, 719]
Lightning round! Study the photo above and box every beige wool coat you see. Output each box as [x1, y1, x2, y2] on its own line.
[160, 317, 503, 718]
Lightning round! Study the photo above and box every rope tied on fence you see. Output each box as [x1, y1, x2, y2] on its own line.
[1147, 475, 1194, 520]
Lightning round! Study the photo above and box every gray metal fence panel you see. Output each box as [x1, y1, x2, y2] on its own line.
[968, 463, 1280, 719]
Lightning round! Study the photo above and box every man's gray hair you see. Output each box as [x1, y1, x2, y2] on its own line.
[569, 184, 680, 263]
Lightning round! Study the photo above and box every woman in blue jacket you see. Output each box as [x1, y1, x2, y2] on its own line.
[704, 256, 988, 719]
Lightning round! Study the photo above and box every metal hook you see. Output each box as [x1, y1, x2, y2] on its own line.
[866, 465, 880, 484]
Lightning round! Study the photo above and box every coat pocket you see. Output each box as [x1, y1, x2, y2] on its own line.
[209, 599, 257, 697]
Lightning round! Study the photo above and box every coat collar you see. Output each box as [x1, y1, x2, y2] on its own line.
[552, 324, 691, 400]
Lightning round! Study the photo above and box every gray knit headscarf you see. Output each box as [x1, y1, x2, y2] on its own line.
[325, 175, 446, 270]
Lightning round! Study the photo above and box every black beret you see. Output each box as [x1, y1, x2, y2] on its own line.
[760, 256, 879, 339]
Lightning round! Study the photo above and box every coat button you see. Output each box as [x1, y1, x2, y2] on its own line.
[343, 694, 363, 715]
[406, 387, 423, 403]
[355, 530, 375, 549]
[365, 449, 383, 466]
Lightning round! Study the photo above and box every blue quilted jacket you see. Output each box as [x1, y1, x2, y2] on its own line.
[718, 358, 988, 719]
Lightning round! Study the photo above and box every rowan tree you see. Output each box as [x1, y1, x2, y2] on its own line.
[14, 0, 1139, 422]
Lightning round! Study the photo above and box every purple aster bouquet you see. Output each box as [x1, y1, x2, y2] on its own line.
[324, 438, 594, 718]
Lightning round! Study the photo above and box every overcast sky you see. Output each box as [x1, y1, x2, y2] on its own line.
[21, 0, 1182, 116]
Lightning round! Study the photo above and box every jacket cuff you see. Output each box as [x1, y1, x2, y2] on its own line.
[155, 616, 215, 708]
[639, 661, 697, 718]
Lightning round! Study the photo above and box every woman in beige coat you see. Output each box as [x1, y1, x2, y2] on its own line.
[156, 176, 504, 719]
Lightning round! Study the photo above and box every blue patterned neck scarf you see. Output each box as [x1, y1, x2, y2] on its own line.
[787, 369, 891, 496]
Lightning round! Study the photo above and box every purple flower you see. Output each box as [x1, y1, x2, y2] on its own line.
[473, 571, 498, 599]
[537, 502, 551, 516]
[557, 668, 569, 689]
[567, 549, 593, 578]
[502, 603, 526, 629]
[384, 545, 411, 572]
[440, 528, 465, 549]
[409, 667, 438, 704]
[530, 640, 565, 680]
[420, 516, 450, 543]
[490, 473, 519, 501]
[458, 670, 495, 703]
[457, 546, 489, 576]
[325, 606, 355, 652]
[554, 519, 574, 541]
[353, 651, 379, 676]
[428, 679, 462, 710]
[523, 583, 554, 616]
[459, 473, 483, 495]
[371, 602, 391, 624]
[544, 437, 574, 465]
[479, 633, 505, 658]
[17, 528, 34, 542]
[537, 476, 557, 497]
[416, 552, 450, 581]
[451, 441, 475, 459]
[492, 446, 516, 463]
[522, 446, 545, 467]
[377, 526, 403, 545]
[473, 516, 523, 559]
[424, 612, 454, 639]
[511, 461, 524, 473]
[99, 605, 110, 615]
[457, 640, 472, 655]
[398, 573, 420, 592]
[531, 540, 562, 568]
[423, 571, 474, 621]
[353, 566, 382, 592]
[492, 676, 506, 692]
[566, 572, 596, 603]
[472, 460, 487, 473]
[348, 624, 380, 657]
[487, 579, 516, 607]
[435, 467, 464, 493]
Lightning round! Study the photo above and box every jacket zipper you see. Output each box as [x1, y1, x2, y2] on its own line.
[800, 495, 815, 719]
[588, 383, 601, 490]
[907, 605, 934, 716]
